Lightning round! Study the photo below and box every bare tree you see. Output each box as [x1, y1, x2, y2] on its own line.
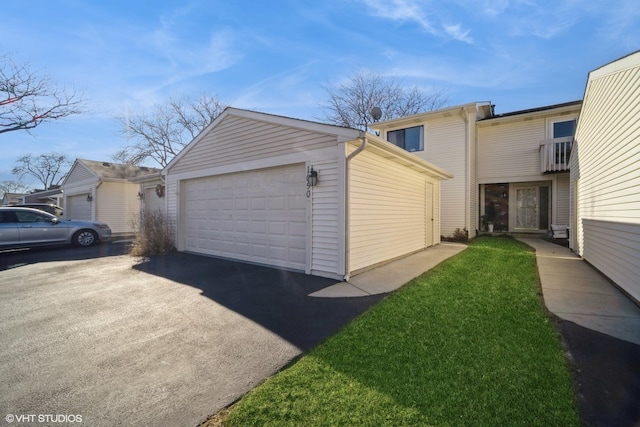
[321, 71, 448, 130]
[114, 94, 227, 167]
[11, 152, 71, 190]
[0, 54, 85, 134]
[0, 180, 32, 199]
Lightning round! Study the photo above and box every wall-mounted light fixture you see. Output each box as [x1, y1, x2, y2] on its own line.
[502, 191, 508, 198]
[307, 167, 318, 187]
[137, 191, 145, 201]
[86, 193, 93, 202]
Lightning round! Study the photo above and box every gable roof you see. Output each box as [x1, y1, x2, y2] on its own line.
[64, 159, 161, 184]
[164, 107, 361, 173]
[478, 100, 582, 123]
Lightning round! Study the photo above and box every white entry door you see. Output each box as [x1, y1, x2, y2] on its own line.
[183, 164, 307, 271]
[516, 187, 538, 229]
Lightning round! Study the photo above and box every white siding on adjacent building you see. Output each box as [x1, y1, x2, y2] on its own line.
[144, 186, 165, 214]
[419, 115, 467, 238]
[378, 112, 468, 238]
[309, 157, 342, 277]
[555, 173, 570, 225]
[96, 182, 139, 234]
[571, 52, 640, 301]
[348, 146, 435, 273]
[478, 119, 547, 183]
[65, 162, 96, 183]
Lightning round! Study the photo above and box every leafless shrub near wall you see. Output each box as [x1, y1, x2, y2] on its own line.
[130, 210, 175, 256]
[442, 227, 469, 243]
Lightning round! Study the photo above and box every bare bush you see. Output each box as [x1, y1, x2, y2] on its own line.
[130, 210, 175, 256]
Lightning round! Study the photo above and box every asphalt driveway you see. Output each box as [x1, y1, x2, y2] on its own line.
[0, 244, 383, 426]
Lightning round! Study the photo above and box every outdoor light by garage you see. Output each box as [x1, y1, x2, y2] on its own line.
[307, 167, 318, 187]
[86, 193, 93, 202]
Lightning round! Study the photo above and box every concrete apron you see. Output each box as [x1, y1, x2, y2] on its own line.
[310, 243, 467, 298]
[519, 238, 640, 345]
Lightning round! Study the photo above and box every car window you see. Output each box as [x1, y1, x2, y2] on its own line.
[15, 211, 51, 223]
[0, 211, 19, 223]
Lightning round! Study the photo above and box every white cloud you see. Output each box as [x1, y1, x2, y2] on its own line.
[360, 0, 437, 34]
[443, 23, 474, 44]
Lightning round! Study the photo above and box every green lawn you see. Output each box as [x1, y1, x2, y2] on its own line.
[222, 237, 579, 426]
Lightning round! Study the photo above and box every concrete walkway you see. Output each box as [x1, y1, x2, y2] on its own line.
[518, 238, 640, 345]
[310, 242, 467, 298]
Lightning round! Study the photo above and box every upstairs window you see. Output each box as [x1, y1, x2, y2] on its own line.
[387, 125, 424, 152]
[549, 118, 576, 165]
[553, 119, 576, 138]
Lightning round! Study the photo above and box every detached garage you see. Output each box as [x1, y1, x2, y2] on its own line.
[164, 108, 452, 280]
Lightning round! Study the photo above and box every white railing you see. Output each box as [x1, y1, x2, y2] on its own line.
[540, 137, 572, 173]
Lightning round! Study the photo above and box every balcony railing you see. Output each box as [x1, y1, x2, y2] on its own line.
[540, 137, 572, 173]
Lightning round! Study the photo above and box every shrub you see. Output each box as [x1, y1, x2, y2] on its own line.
[452, 227, 469, 242]
[130, 210, 175, 256]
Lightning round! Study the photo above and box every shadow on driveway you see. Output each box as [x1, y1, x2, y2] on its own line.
[0, 241, 132, 271]
[133, 251, 385, 351]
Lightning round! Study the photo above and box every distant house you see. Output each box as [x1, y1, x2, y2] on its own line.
[372, 101, 581, 237]
[62, 159, 161, 236]
[1, 192, 27, 205]
[570, 50, 640, 303]
[163, 107, 452, 280]
[23, 187, 63, 207]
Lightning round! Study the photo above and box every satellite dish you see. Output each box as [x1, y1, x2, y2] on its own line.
[370, 106, 382, 122]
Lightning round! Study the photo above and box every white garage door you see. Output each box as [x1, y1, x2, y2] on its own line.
[184, 164, 307, 271]
[67, 194, 92, 220]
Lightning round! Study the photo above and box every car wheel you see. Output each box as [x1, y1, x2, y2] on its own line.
[73, 230, 98, 247]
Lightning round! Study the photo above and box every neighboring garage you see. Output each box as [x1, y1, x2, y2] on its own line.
[164, 108, 453, 280]
[62, 159, 161, 236]
[66, 193, 92, 221]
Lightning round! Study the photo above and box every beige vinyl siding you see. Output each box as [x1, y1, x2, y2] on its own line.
[478, 119, 546, 182]
[144, 186, 165, 214]
[170, 116, 337, 174]
[348, 147, 433, 273]
[310, 158, 341, 277]
[582, 220, 640, 302]
[468, 112, 478, 234]
[412, 115, 467, 237]
[556, 173, 570, 225]
[96, 182, 139, 234]
[571, 53, 640, 301]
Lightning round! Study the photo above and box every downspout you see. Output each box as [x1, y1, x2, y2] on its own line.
[462, 107, 470, 237]
[343, 132, 368, 281]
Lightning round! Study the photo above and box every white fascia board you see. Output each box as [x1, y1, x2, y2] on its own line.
[589, 50, 640, 80]
[372, 102, 484, 131]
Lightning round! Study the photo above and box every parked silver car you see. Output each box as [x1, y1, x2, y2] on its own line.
[0, 207, 111, 249]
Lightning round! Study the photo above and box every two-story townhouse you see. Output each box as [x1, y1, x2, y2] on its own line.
[373, 100, 582, 238]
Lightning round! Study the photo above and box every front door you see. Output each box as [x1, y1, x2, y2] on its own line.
[516, 187, 538, 229]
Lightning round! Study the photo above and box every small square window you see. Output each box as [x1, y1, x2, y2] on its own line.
[387, 126, 424, 152]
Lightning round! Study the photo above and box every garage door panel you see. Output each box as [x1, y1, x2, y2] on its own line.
[184, 164, 307, 271]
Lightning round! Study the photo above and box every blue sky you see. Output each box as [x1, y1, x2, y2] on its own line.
[2, 0, 639, 185]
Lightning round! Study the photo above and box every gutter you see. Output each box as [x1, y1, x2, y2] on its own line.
[343, 132, 368, 281]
